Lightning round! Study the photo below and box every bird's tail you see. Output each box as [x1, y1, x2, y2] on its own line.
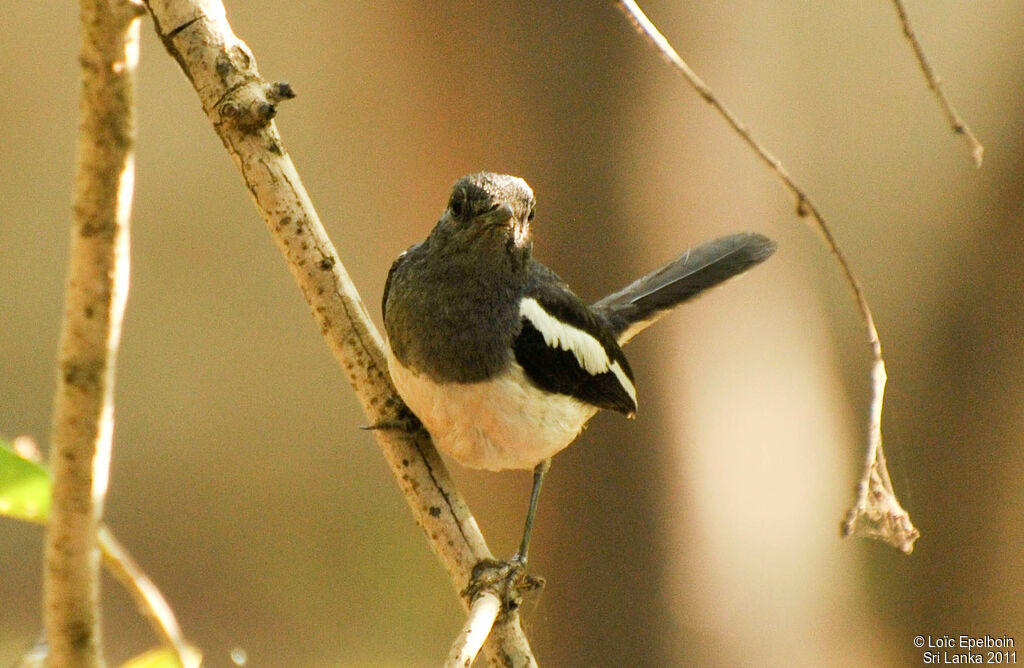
[593, 232, 776, 345]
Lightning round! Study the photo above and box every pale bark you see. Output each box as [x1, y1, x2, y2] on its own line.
[143, 0, 537, 663]
[44, 0, 142, 665]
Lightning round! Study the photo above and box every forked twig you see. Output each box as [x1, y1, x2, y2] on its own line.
[891, 0, 983, 167]
[444, 591, 502, 668]
[614, 0, 919, 553]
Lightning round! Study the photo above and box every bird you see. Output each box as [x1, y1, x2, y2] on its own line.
[382, 172, 775, 582]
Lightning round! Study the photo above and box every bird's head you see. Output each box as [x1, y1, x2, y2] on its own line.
[435, 173, 536, 254]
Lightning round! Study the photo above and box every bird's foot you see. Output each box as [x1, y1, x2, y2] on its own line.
[463, 555, 545, 614]
[361, 403, 423, 433]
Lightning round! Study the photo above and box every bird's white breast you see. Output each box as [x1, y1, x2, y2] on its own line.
[387, 349, 597, 471]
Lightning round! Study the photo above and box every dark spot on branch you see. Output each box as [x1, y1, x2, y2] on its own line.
[796, 195, 810, 217]
[167, 15, 202, 40]
[79, 219, 117, 238]
[67, 620, 95, 651]
[63, 361, 103, 389]
[256, 102, 277, 122]
[428, 506, 442, 518]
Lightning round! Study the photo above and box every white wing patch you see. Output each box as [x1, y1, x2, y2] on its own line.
[519, 297, 637, 407]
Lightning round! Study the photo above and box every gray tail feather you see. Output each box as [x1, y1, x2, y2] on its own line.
[593, 232, 776, 344]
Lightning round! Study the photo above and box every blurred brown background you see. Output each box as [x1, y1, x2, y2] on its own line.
[2, 1, 1022, 666]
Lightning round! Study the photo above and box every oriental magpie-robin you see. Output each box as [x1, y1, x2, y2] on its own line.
[383, 172, 775, 573]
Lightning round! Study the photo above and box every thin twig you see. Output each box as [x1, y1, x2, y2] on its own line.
[98, 526, 203, 667]
[891, 0, 983, 167]
[45, 0, 142, 664]
[614, 0, 918, 553]
[142, 0, 537, 663]
[444, 592, 502, 668]
[8, 435, 198, 664]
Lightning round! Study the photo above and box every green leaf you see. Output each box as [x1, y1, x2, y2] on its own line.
[119, 648, 182, 668]
[0, 440, 51, 523]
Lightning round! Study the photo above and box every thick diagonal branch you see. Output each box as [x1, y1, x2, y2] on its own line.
[142, 0, 535, 663]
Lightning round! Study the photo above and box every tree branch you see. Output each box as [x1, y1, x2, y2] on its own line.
[614, 0, 919, 553]
[7, 434, 197, 665]
[891, 0, 983, 167]
[98, 526, 202, 667]
[44, 0, 142, 664]
[444, 592, 502, 668]
[141, 0, 537, 663]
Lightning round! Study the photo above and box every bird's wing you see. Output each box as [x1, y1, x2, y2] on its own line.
[382, 248, 411, 320]
[514, 262, 637, 416]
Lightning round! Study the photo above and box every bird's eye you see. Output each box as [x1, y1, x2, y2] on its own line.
[449, 195, 464, 218]
[527, 208, 535, 222]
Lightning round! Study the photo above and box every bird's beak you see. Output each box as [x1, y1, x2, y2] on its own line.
[473, 203, 530, 248]
[474, 203, 515, 228]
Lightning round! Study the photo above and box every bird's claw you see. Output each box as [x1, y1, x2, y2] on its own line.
[361, 404, 423, 433]
[463, 557, 545, 614]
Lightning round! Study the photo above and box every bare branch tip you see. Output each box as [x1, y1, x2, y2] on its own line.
[891, 0, 983, 169]
[267, 81, 296, 103]
[842, 458, 919, 554]
[445, 592, 502, 668]
[972, 144, 984, 168]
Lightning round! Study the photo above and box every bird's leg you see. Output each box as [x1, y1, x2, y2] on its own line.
[514, 458, 551, 566]
[464, 459, 551, 613]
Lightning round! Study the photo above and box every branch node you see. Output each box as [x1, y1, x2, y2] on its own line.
[217, 82, 281, 132]
[796, 195, 810, 218]
[463, 558, 545, 616]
